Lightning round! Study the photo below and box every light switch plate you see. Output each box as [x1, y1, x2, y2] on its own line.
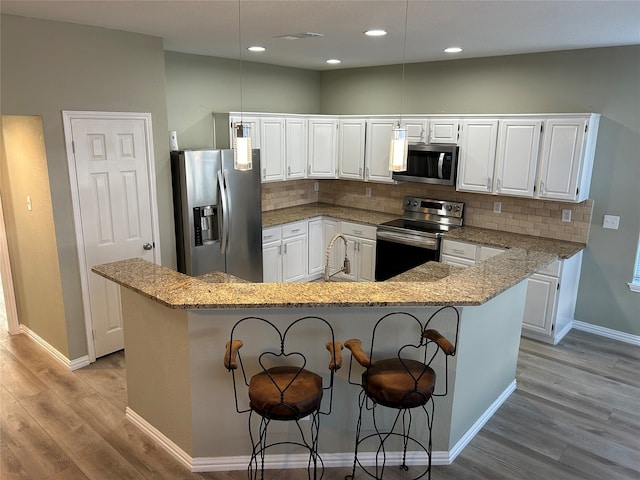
[365, 187, 372, 197]
[562, 209, 572, 222]
[603, 214, 620, 230]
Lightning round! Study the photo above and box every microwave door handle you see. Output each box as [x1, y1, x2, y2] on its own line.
[438, 153, 445, 178]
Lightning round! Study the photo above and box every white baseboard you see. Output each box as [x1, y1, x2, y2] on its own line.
[126, 382, 517, 473]
[447, 380, 517, 463]
[573, 320, 640, 346]
[19, 325, 90, 371]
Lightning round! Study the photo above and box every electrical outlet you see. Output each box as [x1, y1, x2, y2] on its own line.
[603, 214, 620, 230]
[313, 181, 319, 192]
[365, 187, 371, 197]
[561, 209, 572, 222]
[493, 201, 501, 214]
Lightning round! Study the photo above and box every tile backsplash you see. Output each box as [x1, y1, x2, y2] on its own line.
[262, 179, 593, 243]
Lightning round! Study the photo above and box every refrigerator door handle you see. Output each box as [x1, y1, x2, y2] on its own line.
[217, 170, 230, 254]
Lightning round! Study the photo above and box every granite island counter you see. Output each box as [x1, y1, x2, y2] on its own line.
[91, 240, 566, 473]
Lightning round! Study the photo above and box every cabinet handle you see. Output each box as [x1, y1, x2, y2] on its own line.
[284, 244, 287, 255]
[540, 181, 545, 194]
[452, 249, 465, 255]
[263, 168, 266, 180]
[288, 166, 291, 175]
[497, 179, 502, 192]
[264, 235, 273, 240]
[487, 177, 492, 190]
[359, 167, 363, 177]
[291, 228, 300, 233]
[278, 245, 282, 255]
[354, 230, 363, 235]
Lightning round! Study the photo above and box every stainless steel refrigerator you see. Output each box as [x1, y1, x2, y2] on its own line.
[171, 149, 263, 281]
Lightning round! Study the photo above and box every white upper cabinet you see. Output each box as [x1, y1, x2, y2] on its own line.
[403, 119, 429, 144]
[308, 118, 338, 178]
[365, 119, 395, 183]
[494, 119, 542, 197]
[428, 119, 460, 144]
[537, 115, 599, 202]
[259, 117, 286, 182]
[456, 119, 499, 193]
[285, 117, 307, 179]
[338, 119, 366, 180]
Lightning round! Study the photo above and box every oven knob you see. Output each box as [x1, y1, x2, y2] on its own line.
[454, 205, 461, 212]
[413, 200, 418, 206]
[405, 199, 411, 206]
[446, 204, 453, 211]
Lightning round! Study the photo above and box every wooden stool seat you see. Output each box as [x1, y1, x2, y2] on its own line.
[249, 366, 323, 420]
[363, 358, 436, 409]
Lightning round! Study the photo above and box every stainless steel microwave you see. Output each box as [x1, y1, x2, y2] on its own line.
[392, 144, 459, 186]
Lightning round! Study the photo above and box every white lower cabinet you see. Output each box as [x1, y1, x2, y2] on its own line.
[440, 238, 580, 344]
[337, 221, 377, 282]
[262, 227, 282, 283]
[308, 218, 324, 277]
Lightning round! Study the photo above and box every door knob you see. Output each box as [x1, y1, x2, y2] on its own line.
[143, 243, 153, 250]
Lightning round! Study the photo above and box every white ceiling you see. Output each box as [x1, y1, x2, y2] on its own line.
[2, 0, 639, 71]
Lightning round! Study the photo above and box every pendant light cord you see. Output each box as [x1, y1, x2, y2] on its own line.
[238, 0, 244, 124]
[399, 0, 409, 125]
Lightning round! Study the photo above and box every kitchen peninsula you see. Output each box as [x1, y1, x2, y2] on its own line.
[92, 218, 583, 472]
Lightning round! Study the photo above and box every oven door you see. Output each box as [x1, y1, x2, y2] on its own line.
[375, 230, 439, 281]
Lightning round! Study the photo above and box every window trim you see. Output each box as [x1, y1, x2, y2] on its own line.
[629, 233, 640, 293]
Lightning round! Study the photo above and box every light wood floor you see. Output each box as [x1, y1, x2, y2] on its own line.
[1, 316, 639, 479]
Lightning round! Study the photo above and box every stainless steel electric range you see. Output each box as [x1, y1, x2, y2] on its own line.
[375, 196, 465, 281]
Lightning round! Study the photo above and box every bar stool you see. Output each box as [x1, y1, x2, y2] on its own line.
[224, 316, 343, 480]
[343, 307, 460, 480]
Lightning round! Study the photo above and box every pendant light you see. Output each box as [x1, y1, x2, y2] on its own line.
[234, 0, 252, 171]
[389, 0, 409, 172]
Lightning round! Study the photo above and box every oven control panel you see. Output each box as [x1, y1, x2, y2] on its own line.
[403, 196, 464, 221]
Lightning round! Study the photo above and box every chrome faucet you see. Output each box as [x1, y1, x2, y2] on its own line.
[324, 233, 351, 281]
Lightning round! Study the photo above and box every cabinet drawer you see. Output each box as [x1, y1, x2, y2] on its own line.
[282, 221, 308, 238]
[536, 259, 561, 277]
[441, 239, 477, 260]
[341, 221, 376, 240]
[478, 246, 505, 261]
[262, 226, 281, 244]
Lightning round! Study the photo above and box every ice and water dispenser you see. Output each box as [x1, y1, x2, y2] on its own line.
[193, 205, 218, 246]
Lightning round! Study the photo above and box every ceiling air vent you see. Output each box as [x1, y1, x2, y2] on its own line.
[276, 32, 325, 40]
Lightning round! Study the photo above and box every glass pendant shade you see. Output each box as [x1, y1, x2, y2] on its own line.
[233, 123, 252, 171]
[389, 126, 408, 172]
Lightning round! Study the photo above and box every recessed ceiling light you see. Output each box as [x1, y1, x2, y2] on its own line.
[326, 59, 341, 65]
[365, 29, 387, 37]
[444, 47, 463, 53]
[247, 46, 266, 52]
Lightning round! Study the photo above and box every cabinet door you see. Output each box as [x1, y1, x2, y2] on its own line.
[323, 220, 341, 278]
[230, 115, 260, 148]
[537, 118, 587, 202]
[308, 118, 338, 178]
[404, 119, 429, 144]
[366, 120, 395, 183]
[308, 219, 324, 276]
[440, 254, 475, 268]
[456, 119, 499, 193]
[260, 118, 285, 182]
[495, 120, 542, 197]
[285, 118, 307, 179]
[262, 242, 282, 282]
[358, 238, 377, 282]
[339, 235, 359, 282]
[282, 235, 307, 282]
[523, 273, 559, 336]
[477, 246, 505, 261]
[338, 119, 366, 180]
[429, 119, 460, 144]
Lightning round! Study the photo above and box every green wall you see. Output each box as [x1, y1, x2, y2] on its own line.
[319, 46, 640, 336]
[0, 14, 171, 359]
[165, 51, 321, 149]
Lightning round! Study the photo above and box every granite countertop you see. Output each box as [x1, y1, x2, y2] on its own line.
[92, 204, 584, 310]
[92, 247, 556, 310]
[262, 203, 397, 228]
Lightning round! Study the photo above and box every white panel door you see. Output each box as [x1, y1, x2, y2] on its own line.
[537, 118, 587, 201]
[457, 120, 499, 193]
[366, 120, 395, 183]
[285, 118, 307, 179]
[282, 235, 307, 282]
[338, 120, 366, 180]
[69, 115, 157, 358]
[495, 120, 542, 197]
[260, 118, 285, 182]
